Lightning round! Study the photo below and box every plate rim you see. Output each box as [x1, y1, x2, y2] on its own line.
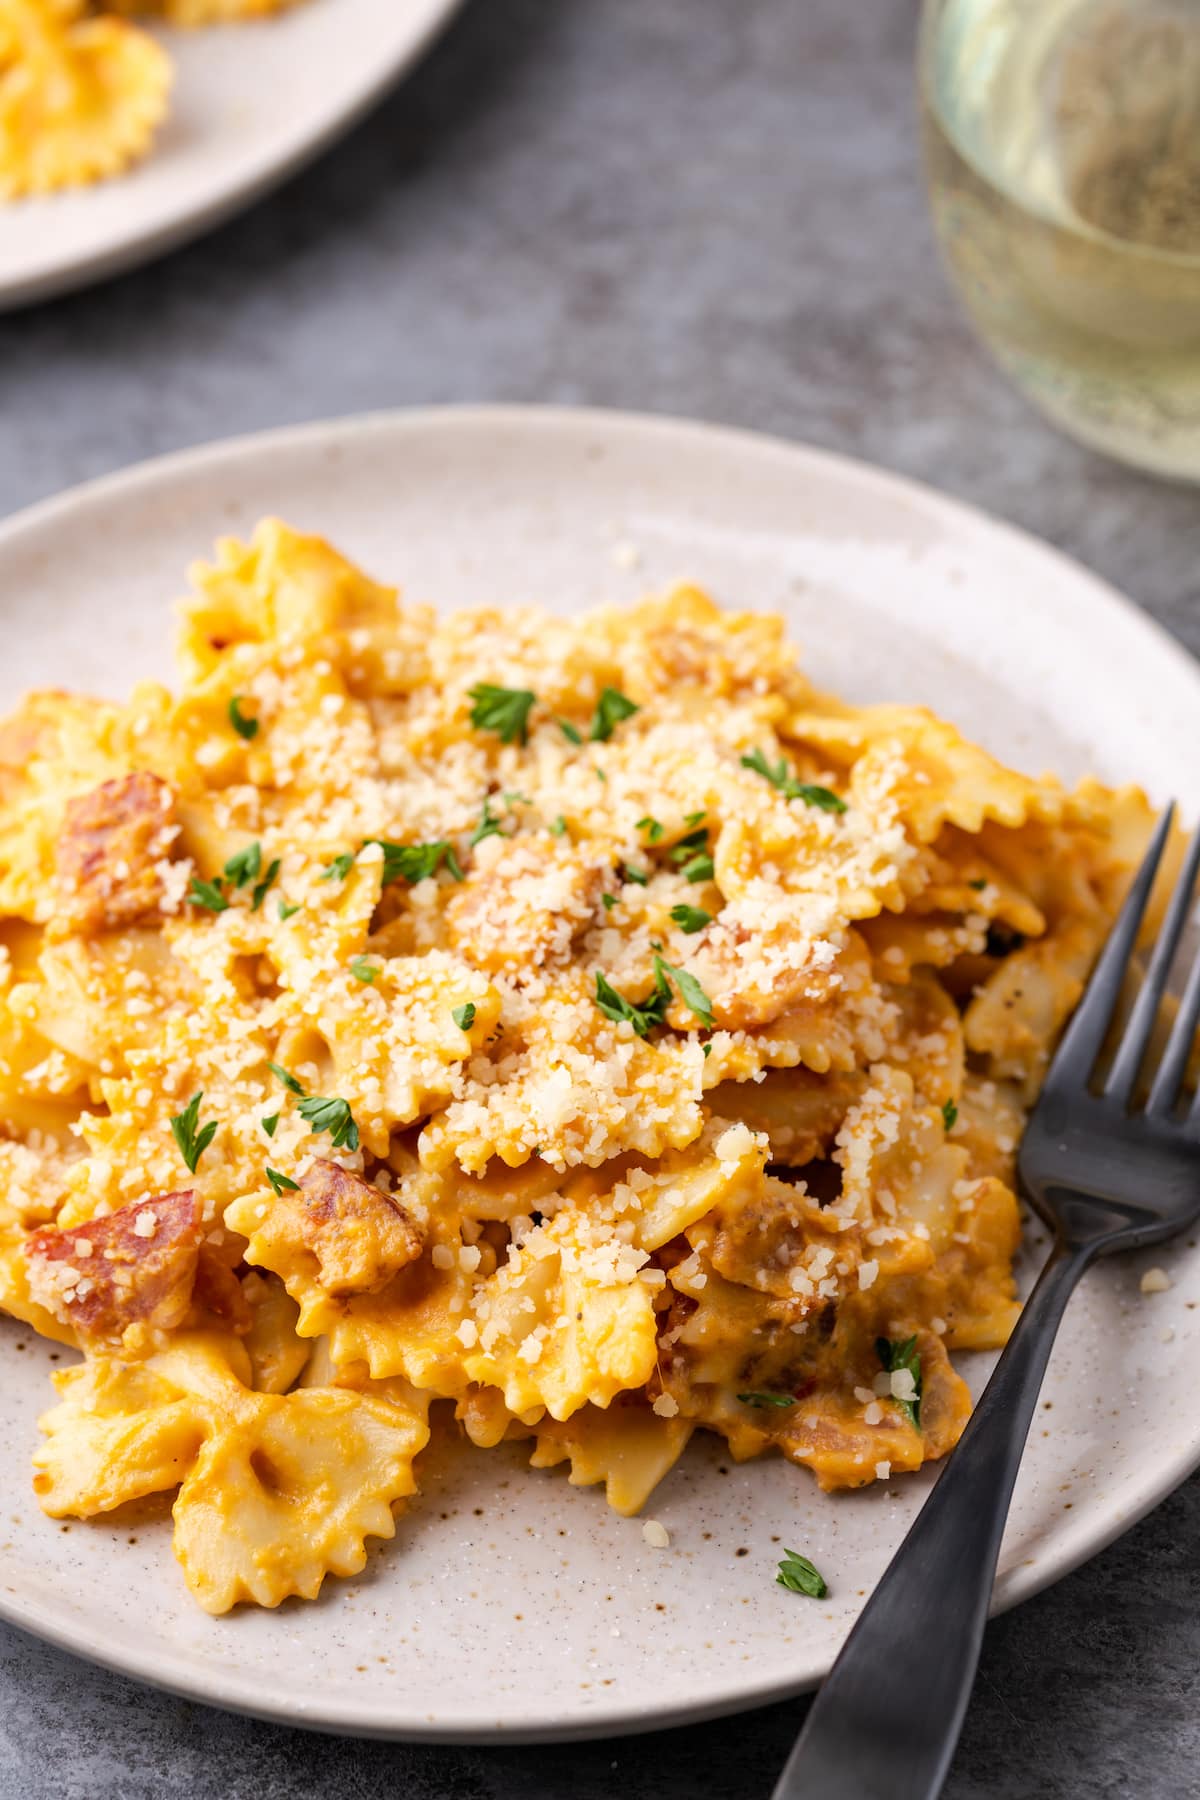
[0, 0, 465, 312]
[1, 402, 1198, 1741]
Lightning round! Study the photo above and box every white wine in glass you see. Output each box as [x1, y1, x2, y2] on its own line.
[920, 0, 1200, 479]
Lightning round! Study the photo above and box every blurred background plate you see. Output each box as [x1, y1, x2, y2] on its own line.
[0, 406, 1197, 1741]
[0, 0, 463, 312]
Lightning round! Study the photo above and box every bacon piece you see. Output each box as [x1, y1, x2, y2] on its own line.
[25, 1190, 201, 1347]
[54, 771, 179, 937]
[291, 1160, 423, 1296]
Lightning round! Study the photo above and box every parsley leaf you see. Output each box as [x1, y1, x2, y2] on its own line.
[452, 1002, 477, 1030]
[667, 825, 710, 867]
[702, 1043, 712, 1059]
[636, 816, 664, 842]
[470, 797, 507, 848]
[941, 1099, 958, 1132]
[741, 748, 847, 814]
[468, 683, 537, 746]
[251, 858, 281, 912]
[589, 687, 639, 742]
[187, 877, 229, 914]
[223, 842, 261, 888]
[170, 1091, 217, 1174]
[296, 1093, 360, 1152]
[261, 1113, 280, 1138]
[601, 893, 618, 912]
[557, 718, 583, 745]
[266, 1061, 305, 1096]
[228, 695, 259, 741]
[737, 1391, 796, 1409]
[680, 853, 714, 883]
[349, 955, 377, 985]
[876, 1335, 923, 1431]
[684, 810, 706, 826]
[366, 839, 465, 885]
[622, 864, 649, 886]
[969, 877, 988, 891]
[594, 971, 671, 1038]
[503, 790, 532, 805]
[321, 852, 355, 882]
[549, 816, 567, 838]
[776, 1550, 828, 1599]
[654, 955, 714, 1028]
[266, 1167, 300, 1196]
[670, 904, 712, 934]
[278, 899, 301, 921]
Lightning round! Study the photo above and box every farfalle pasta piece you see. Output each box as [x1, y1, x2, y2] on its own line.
[34, 1330, 429, 1612]
[0, 1, 170, 200]
[530, 1403, 693, 1515]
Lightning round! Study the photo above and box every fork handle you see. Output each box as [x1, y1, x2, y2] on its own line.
[771, 1240, 1095, 1800]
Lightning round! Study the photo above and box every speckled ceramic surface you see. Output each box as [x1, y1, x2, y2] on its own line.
[0, 406, 1196, 1743]
[0, 0, 462, 311]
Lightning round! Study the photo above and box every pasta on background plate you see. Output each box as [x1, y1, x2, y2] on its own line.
[0, 0, 307, 201]
[0, 519, 1163, 1610]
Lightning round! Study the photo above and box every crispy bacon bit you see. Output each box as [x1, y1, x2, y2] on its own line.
[25, 1190, 201, 1347]
[53, 771, 179, 938]
[292, 1160, 423, 1296]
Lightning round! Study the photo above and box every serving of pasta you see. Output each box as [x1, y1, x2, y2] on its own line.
[0, 517, 1158, 1615]
[0, 0, 309, 201]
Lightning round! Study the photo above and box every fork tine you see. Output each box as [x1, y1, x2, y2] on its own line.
[1149, 938, 1200, 1117]
[1045, 803, 1175, 1091]
[1105, 826, 1200, 1105]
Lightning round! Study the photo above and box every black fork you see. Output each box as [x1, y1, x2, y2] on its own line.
[772, 805, 1200, 1800]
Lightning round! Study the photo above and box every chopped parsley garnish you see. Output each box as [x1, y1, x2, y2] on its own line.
[622, 864, 649, 886]
[654, 954, 714, 1028]
[941, 1099, 958, 1132]
[549, 816, 567, 838]
[470, 797, 507, 847]
[594, 958, 712, 1035]
[589, 687, 639, 742]
[296, 1093, 360, 1153]
[224, 842, 262, 888]
[969, 877, 988, 891]
[594, 972, 670, 1038]
[601, 893, 618, 911]
[452, 1002, 477, 1030]
[187, 877, 229, 914]
[985, 923, 1025, 959]
[740, 748, 847, 814]
[684, 810, 706, 826]
[776, 1550, 828, 1599]
[876, 1335, 923, 1432]
[349, 955, 377, 985]
[278, 899, 301, 921]
[557, 718, 583, 745]
[251, 858, 281, 912]
[261, 1114, 280, 1138]
[266, 1167, 300, 1196]
[667, 824, 714, 881]
[266, 1061, 305, 1096]
[670, 904, 712, 934]
[228, 695, 259, 741]
[321, 852, 355, 882]
[702, 1043, 712, 1059]
[468, 683, 537, 746]
[503, 790, 532, 806]
[636, 816, 664, 842]
[594, 766, 607, 783]
[737, 1391, 796, 1409]
[367, 838, 465, 886]
[170, 1091, 217, 1175]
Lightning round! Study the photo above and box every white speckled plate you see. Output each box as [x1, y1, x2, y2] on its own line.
[0, 0, 462, 312]
[0, 407, 1197, 1742]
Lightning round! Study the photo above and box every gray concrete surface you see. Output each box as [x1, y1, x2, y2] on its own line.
[0, 2, 1198, 1795]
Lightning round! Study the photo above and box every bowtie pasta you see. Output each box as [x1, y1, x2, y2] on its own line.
[0, 519, 1162, 1611]
[0, 0, 306, 200]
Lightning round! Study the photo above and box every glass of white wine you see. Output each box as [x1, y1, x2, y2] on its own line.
[920, 0, 1200, 480]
